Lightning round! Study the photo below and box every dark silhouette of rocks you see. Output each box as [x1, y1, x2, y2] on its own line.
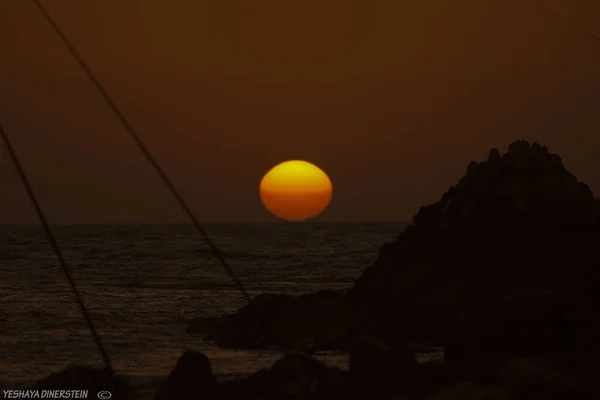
[347, 337, 420, 398]
[495, 357, 589, 400]
[244, 353, 349, 399]
[187, 290, 348, 350]
[30, 366, 138, 400]
[348, 141, 599, 350]
[154, 350, 216, 400]
[412, 361, 460, 398]
[189, 141, 599, 356]
[427, 382, 514, 400]
[349, 337, 418, 387]
[180, 141, 600, 397]
[146, 350, 462, 399]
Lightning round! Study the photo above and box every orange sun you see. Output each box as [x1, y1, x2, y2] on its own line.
[259, 160, 333, 221]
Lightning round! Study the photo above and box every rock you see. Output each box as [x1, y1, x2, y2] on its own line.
[247, 353, 349, 399]
[155, 351, 216, 400]
[428, 382, 514, 400]
[185, 140, 600, 381]
[348, 337, 419, 393]
[488, 148, 501, 163]
[31, 366, 138, 400]
[496, 357, 587, 400]
[348, 140, 600, 348]
[187, 290, 349, 350]
[467, 161, 479, 176]
[411, 361, 460, 398]
[444, 289, 588, 375]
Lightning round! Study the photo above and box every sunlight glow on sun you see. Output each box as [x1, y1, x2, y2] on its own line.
[259, 160, 333, 221]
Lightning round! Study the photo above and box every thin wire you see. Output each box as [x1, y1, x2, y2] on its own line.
[29, 0, 251, 303]
[0, 121, 114, 374]
[539, 3, 600, 46]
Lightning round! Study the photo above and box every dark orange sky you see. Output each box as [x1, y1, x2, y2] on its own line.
[1, 0, 599, 223]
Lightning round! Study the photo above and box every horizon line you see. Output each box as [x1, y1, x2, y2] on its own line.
[0, 220, 410, 226]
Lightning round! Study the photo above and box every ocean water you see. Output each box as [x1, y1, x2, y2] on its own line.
[0, 222, 404, 394]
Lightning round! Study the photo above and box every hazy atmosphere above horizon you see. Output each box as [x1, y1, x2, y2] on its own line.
[1, 0, 599, 224]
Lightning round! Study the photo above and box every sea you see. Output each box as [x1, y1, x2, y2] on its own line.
[0, 222, 405, 397]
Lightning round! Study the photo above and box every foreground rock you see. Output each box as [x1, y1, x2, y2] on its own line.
[187, 290, 348, 350]
[30, 366, 138, 400]
[428, 382, 514, 400]
[244, 353, 349, 399]
[155, 350, 216, 400]
[160, 350, 458, 399]
[348, 337, 419, 396]
[444, 282, 600, 378]
[31, 347, 600, 399]
[495, 356, 591, 400]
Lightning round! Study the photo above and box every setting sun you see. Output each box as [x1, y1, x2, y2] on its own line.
[259, 160, 333, 221]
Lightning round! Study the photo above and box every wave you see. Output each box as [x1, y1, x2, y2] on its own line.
[120, 280, 350, 292]
[191, 247, 376, 261]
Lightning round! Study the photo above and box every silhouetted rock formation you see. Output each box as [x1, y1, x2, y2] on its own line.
[361, 141, 596, 269]
[179, 140, 600, 398]
[347, 337, 419, 398]
[495, 356, 591, 400]
[160, 351, 353, 400]
[245, 353, 349, 399]
[427, 382, 514, 400]
[30, 366, 138, 400]
[348, 141, 600, 361]
[155, 350, 216, 400]
[189, 141, 599, 357]
[187, 290, 348, 350]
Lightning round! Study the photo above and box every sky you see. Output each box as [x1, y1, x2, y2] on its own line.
[1, 0, 599, 223]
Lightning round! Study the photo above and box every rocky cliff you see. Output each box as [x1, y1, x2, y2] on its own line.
[188, 141, 600, 369]
[348, 140, 600, 351]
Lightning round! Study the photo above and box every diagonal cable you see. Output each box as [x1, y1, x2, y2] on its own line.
[29, 0, 251, 304]
[0, 121, 114, 373]
[539, 3, 600, 46]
